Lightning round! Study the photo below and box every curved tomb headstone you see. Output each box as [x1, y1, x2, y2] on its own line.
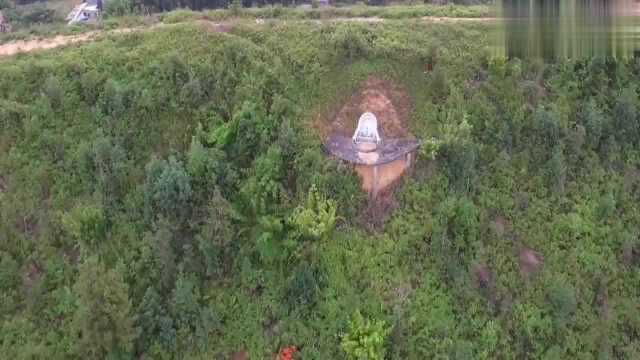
[353, 112, 381, 153]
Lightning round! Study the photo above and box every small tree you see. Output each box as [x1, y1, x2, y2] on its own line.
[240, 145, 284, 216]
[547, 280, 576, 327]
[92, 133, 127, 213]
[104, 0, 134, 17]
[43, 75, 63, 109]
[99, 79, 125, 120]
[341, 311, 390, 360]
[72, 257, 135, 358]
[196, 190, 236, 277]
[0, 251, 19, 292]
[580, 99, 606, 150]
[144, 156, 193, 221]
[170, 272, 217, 351]
[438, 114, 477, 192]
[547, 146, 566, 195]
[150, 217, 177, 292]
[614, 87, 638, 145]
[534, 107, 561, 151]
[61, 203, 107, 251]
[136, 286, 176, 352]
[229, 0, 242, 15]
[286, 262, 323, 310]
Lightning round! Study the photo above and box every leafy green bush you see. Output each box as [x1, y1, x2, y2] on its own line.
[61, 203, 107, 251]
[286, 262, 323, 310]
[289, 185, 337, 241]
[144, 156, 193, 221]
[136, 286, 176, 352]
[331, 24, 375, 61]
[0, 251, 19, 291]
[228, 0, 242, 16]
[80, 70, 104, 105]
[161, 9, 199, 24]
[240, 145, 284, 216]
[7, 4, 55, 25]
[613, 87, 638, 145]
[72, 257, 135, 357]
[341, 311, 390, 360]
[547, 280, 576, 325]
[42, 75, 63, 109]
[438, 113, 477, 192]
[196, 190, 235, 277]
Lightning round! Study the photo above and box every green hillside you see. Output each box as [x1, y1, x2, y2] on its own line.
[1, 20, 640, 359]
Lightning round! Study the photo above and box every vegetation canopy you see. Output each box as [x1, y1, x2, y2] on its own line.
[1, 16, 640, 359]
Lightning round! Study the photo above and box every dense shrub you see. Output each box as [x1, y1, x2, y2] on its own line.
[6, 4, 56, 25]
[285, 262, 323, 310]
[72, 257, 135, 357]
[144, 156, 193, 221]
[104, 0, 136, 18]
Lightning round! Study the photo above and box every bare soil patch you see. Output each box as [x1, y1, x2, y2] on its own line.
[327, 76, 412, 140]
[231, 350, 249, 360]
[0, 27, 142, 57]
[0, 20, 230, 58]
[359, 187, 399, 231]
[0, 33, 97, 57]
[519, 247, 543, 276]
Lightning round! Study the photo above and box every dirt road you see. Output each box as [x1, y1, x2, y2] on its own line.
[0, 16, 496, 58]
[0, 28, 142, 57]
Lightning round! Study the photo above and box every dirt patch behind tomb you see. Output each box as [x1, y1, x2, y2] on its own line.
[321, 76, 412, 141]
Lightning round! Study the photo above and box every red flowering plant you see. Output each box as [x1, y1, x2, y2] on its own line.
[278, 346, 297, 360]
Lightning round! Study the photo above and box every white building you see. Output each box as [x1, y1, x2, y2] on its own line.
[67, 0, 103, 25]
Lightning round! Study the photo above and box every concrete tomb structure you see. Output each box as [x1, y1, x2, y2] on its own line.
[325, 111, 419, 198]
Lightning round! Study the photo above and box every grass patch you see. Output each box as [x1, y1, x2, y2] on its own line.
[199, 4, 489, 21]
